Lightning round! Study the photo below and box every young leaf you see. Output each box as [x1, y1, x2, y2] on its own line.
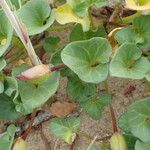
[135, 140, 150, 150]
[67, 75, 96, 102]
[18, 71, 60, 113]
[67, 0, 107, 17]
[0, 125, 16, 150]
[126, 97, 150, 142]
[0, 58, 6, 71]
[17, 0, 54, 35]
[0, 94, 21, 120]
[125, 0, 150, 10]
[70, 24, 107, 42]
[110, 43, 150, 79]
[55, 4, 90, 32]
[80, 92, 111, 120]
[0, 10, 13, 57]
[44, 36, 60, 53]
[61, 37, 112, 83]
[50, 117, 80, 144]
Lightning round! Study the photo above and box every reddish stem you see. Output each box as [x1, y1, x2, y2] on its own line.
[109, 104, 118, 133]
[50, 64, 66, 72]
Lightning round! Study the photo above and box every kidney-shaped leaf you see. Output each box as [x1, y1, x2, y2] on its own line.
[110, 43, 150, 79]
[0, 125, 16, 150]
[61, 37, 112, 83]
[135, 140, 150, 150]
[17, 0, 54, 35]
[67, 75, 96, 102]
[125, 0, 150, 10]
[50, 117, 80, 144]
[115, 15, 150, 49]
[55, 4, 90, 32]
[81, 92, 111, 120]
[18, 71, 60, 113]
[126, 97, 150, 142]
[0, 11, 13, 57]
[0, 94, 21, 120]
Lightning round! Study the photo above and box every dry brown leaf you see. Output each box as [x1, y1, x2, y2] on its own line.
[50, 101, 76, 117]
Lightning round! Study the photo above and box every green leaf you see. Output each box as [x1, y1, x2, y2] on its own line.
[50, 117, 80, 144]
[0, 58, 6, 71]
[0, 81, 4, 94]
[0, 125, 16, 150]
[115, 15, 150, 49]
[4, 77, 18, 100]
[67, 75, 96, 102]
[61, 37, 112, 83]
[124, 134, 137, 150]
[70, 24, 107, 42]
[0, 10, 13, 57]
[67, 0, 107, 17]
[44, 36, 60, 53]
[17, 0, 54, 35]
[0, 94, 21, 120]
[110, 43, 150, 79]
[81, 92, 111, 120]
[115, 28, 144, 46]
[126, 97, 150, 142]
[135, 140, 150, 150]
[18, 71, 60, 113]
[118, 112, 131, 133]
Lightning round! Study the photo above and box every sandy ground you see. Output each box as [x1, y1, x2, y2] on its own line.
[1, 1, 150, 149]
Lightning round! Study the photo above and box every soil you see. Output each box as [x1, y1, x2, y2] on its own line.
[1, 1, 150, 150]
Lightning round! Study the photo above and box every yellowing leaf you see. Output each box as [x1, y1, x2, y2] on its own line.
[0, 39, 7, 45]
[125, 0, 150, 10]
[55, 4, 90, 31]
[12, 138, 27, 150]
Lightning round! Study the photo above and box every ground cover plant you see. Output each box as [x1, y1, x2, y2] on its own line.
[0, 0, 150, 149]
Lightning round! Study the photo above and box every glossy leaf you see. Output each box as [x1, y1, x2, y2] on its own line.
[70, 24, 107, 42]
[0, 94, 21, 120]
[67, 75, 96, 102]
[61, 37, 112, 83]
[0, 125, 16, 150]
[110, 43, 150, 79]
[80, 92, 111, 120]
[135, 140, 150, 150]
[17, 0, 54, 35]
[126, 97, 150, 142]
[125, 0, 150, 10]
[50, 117, 80, 144]
[55, 4, 90, 32]
[18, 71, 60, 113]
[0, 10, 13, 57]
